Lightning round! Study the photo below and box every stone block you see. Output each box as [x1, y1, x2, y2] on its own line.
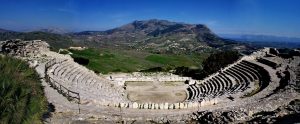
[164, 103, 169, 109]
[169, 104, 174, 109]
[132, 102, 139, 109]
[144, 103, 148, 109]
[179, 102, 184, 109]
[151, 103, 155, 109]
[159, 103, 164, 109]
[188, 102, 193, 108]
[155, 103, 159, 109]
[175, 103, 181, 109]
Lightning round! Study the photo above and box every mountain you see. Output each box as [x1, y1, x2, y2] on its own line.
[0, 19, 253, 53]
[220, 34, 300, 42]
[219, 34, 300, 48]
[33, 27, 69, 34]
[72, 19, 243, 54]
[0, 28, 15, 33]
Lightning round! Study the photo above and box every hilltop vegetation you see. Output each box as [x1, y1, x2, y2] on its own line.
[68, 48, 209, 74]
[175, 50, 241, 79]
[0, 56, 47, 123]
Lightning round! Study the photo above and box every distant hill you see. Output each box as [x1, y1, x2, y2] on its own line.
[220, 34, 300, 42]
[0, 28, 15, 33]
[72, 19, 246, 54]
[0, 31, 73, 50]
[220, 34, 300, 48]
[34, 27, 69, 34]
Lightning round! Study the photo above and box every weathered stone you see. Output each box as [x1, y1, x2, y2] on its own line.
[155, 103, 159, 109]
[120, 103, 125, 108]
[169, 104, 174, 109]
[183, 103, 188, 109]
[148, 103, 152, 109]
[159, 103, 164, 109]
[144, 103, 148, 109]
[151, 103, 155, 109]
[174, 103, 180, 109]
[188, 102, 193, 108]
[193, 102, 198, 108]
[179, 102, 184, 109]
[164, 103, 169, 109]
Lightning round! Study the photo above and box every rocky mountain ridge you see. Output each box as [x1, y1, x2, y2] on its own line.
[0, 19, 251, 53]
[71, 19, 245, 54]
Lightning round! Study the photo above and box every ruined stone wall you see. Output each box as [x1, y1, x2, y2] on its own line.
[0, 39, 49, 57]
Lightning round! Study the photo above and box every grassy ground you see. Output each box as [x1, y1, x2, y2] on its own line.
[0, 55, 47, 124]
[69, 48, 209, 74]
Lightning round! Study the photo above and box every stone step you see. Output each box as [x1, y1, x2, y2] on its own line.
[226, 68, 245, 84]
[235, 64, 259, 80]
[215, 75, 226, 93]
[238, 63, 261, 80]
[57, 61, 72, 76]
[64, 66, 81, 80]
[232, 66, 254, 81]
[211, 77, 220, 94]
[59, 62, 76, 77]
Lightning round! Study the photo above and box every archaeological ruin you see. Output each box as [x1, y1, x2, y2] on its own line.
[0, 39, 299, 123]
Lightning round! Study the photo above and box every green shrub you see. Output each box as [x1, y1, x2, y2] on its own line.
[175, 50, 240, 79]
[140, 67, 163, 72]
[73, 56, 89, 65]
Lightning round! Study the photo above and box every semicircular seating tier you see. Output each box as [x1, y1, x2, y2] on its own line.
[45, 59, 129, 104]
[185, 60, 271, 101]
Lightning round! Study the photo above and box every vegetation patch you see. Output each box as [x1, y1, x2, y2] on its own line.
[73, 56, 89, 65]
[69, 48, 209, 74]
[0, 56, 47, 124]
[140, 67, 163, 72]
[175, 50, 240, 80]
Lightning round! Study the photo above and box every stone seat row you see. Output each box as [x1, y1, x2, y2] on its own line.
[46, 59, 128, 103]
[50, 60, 115, 90]
[47, 69, 125, 102]
[186, 60, 269, 101]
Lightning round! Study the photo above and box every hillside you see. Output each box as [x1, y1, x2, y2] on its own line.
[0, 55, 47, 123]
[34, 27, 69, 34]
[71, 19, 247, 54]
[0, 28, 14, 33]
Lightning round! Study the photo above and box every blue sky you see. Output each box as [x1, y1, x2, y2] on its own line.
[0, 0, 299, 37]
